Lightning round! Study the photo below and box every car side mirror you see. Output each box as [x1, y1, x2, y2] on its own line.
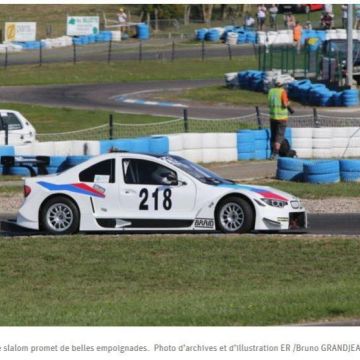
[163, 172, 178, 185]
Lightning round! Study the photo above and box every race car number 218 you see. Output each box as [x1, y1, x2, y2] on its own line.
[139, 188, 172, 211]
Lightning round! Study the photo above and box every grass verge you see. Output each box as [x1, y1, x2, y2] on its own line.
[0, 57, 256, 86]
[0, 234, 359, 326]
[254, 179, 360, 199]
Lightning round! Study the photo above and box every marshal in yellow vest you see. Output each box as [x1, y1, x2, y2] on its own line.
[268, 88, 288, 120]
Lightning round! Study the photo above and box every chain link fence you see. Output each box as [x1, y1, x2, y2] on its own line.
[34, 109, 360, 143]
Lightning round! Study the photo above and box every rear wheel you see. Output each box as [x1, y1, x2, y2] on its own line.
[215, 197, 254, 233]
[41, 196, 79, 235]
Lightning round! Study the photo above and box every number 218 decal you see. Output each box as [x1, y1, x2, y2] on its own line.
[139, 188, 172, 211]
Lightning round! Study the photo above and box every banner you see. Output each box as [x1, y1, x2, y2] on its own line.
[66, 16, 99, 36]
[5, 22, 37, 42]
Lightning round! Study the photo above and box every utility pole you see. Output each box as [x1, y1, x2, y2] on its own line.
[346, 4, 354, 87]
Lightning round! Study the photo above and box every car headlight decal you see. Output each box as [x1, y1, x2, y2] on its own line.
[260, 198, 288, 208]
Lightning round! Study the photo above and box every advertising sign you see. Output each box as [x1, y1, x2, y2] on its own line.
[5, 22, 37, 42]
[66, 16, 99, 36]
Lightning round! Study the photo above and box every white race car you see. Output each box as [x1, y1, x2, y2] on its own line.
[16, 152, 307, 234]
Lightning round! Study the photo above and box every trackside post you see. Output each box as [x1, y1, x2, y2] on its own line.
[183, 108, 189, 132]
[109, 114, 113, 140]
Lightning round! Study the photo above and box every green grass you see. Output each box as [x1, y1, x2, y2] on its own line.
[0, 235, 360, 325]
[0, 185, 22, 194]
[159, 85, 268, 106]
[254, 179, 360, 199]
[0, 57, 256, 86]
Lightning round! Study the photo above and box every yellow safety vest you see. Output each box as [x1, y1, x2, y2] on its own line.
[268, 88, 288, 120]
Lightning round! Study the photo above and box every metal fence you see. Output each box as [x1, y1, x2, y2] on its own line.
[35, 108, 360, 142]
[257, 44, 321, 79]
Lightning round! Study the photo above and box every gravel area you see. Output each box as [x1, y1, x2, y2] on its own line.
[0, 194, 359, 215]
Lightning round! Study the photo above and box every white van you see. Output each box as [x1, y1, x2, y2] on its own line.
[0, 110, 36, 145]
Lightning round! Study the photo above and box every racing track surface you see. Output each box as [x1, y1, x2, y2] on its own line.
[1, 213, 360, 236]
[1, 80, 358, 119]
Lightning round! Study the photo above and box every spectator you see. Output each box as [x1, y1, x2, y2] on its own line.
[268, 79, 289, 160]
[117, 7, 128, 24]
[285, 12, 296, 30]
[321, 12, 333, 29]
[355, 5, 360, 29]
[244, 12, 255, 29]
[257, 5, 267, 31]
[324, 4, 333, 15]
[342, 4, 348, 29]
[293, 21, 303, 54]
[269, 4, 278, 29]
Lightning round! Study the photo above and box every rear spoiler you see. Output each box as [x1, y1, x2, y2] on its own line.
[1, 156, 50, 177]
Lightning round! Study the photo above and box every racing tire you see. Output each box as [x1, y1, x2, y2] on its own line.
[215, 197, 254, 234]
[40, 196, 80, 235]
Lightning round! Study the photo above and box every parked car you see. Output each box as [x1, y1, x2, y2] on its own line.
[16, 152, 307, 234]
[322, 39, 360, 77]
[0, 110, 36, 145]
[279, 4, 324, 14]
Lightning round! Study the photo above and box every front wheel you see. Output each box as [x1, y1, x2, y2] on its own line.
[215, 197, 254, 233]
[40, 196, 79, 235]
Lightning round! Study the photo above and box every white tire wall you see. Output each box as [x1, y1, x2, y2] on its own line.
[202, 149, 219, 163]
[183, 133, 202, 150]
[202, 133, 218, 148]
[70, 141, 86, 156]
[14, 144, 34, 155]
[85, 141, 100, 156]
[167, 134, 184, 152]
[217, 133, 237, 148]
[182, 149, 203, 163]
[31, 142, 54, 156]
[54, 141, 72, 156]
[218, 148, 237, 162]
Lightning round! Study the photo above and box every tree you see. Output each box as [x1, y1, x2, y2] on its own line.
[202, 4, 214, 24]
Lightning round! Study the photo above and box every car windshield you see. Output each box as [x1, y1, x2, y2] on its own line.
[163, 155, 235, 185]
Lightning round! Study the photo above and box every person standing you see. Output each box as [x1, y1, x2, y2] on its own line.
[269, 4, 278, 29]
[117, 7, 128, 24]
[268, 79, 289, 160]
[293, 21, 303, 54]
[285, 12, 296, 30]
[257, 5, 267, 31]
[341, 4, 348, 29]
[355, 5, 360, 29]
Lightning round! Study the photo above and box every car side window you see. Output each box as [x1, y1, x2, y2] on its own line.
[79, 159, 115, 183]
[1, 113, 23, 130]
[123, 159, 177, 185]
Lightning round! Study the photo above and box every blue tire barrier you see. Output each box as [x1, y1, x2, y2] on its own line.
[3, 166, 33, 177]
[340, 171, 360, 182]
[238, 142, 255, 153]
[130, 137, 151, 153]
[66, 155, 92, 168]
[303, 160, 339, 175]
[304, 172, 340, 184]
[276, 168, 303, 182]
[237, 152, 254, 161]
[255, 139, 268, 151]
[253, 129, 269, 141]
[46, 166, 60, 174]
[49, 156, 67, 168]
[237, 130, 255, 142]
[100, 140, 117, 154]
[254, 149, 268, 160]
[149, 136, 169, 155]
[196, 29, 208, 41]
[339, 159, 360, 172]
[0, 146, 15, 156]
[112, 139, 133, 152]
[277, 158, 304, 172]
[137, 23, 150, 40]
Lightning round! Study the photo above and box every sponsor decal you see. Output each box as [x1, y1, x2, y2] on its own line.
[194, 218, 215, 229]
[93, 184, 106, 194]
[38, 181, 105, 198]
[218, 184, 288, 201]
[277, 217, 289, 222]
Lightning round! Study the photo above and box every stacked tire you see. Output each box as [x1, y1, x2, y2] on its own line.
[303, 160, 340, 184]
[291, 128, 313, 158]
[237, 130, 255, 160]
[340, 160, 360, 182]
[276, 158, 304, 181]
[312, 128, 333, 159]
[341, 89, 359, 107]
[254, 129, 270, 160]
